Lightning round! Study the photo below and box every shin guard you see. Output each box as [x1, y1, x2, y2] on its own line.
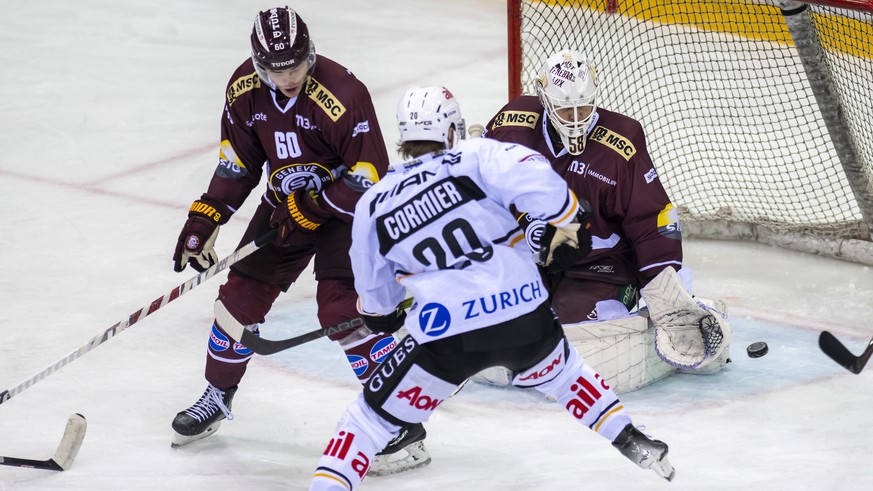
[339, 327, 398, 383]
[310, 395, 398, 491]
[523, 340, 632, 442]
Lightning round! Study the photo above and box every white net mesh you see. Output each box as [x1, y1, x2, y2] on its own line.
[514, 0, 873, 243]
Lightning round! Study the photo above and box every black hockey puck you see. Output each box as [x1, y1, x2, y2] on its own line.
[747, 341, 769, 358]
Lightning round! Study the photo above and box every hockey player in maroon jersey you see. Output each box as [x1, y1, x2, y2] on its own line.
[484, 50, 683, 324]
[308, 86, 674, 490]
[169, 6, 428, 473]
[479, 50, 731, 381]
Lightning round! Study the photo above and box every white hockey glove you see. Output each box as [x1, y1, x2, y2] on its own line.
[468, 123, 486, 138]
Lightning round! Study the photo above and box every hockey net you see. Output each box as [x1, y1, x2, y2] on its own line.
[508, 0, 873, 264]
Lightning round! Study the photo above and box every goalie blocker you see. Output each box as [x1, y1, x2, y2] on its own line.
[473, 267, 732, 393]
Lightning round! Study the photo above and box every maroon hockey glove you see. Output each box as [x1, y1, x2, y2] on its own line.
[173, 198, 228, 273]
[269, 189, 333, 247]
[538, 201, 593, 274]
[362, 308, 407, 334]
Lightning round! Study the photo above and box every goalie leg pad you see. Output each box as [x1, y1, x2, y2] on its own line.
[469, 366, 514, 386]
[470, 366, 513, 387]
[563, 315, 676, 394]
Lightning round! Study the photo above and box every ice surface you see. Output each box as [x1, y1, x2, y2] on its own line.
[2, 1, 872, 489]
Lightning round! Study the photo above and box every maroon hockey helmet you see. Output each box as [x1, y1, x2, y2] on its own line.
[250, 7, 316, 84]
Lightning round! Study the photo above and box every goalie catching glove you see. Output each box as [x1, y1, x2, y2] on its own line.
[269, 188, 334, 247]
[173, 197, 228, 273]
[641, 267, 732, 371]
[537, 200, 593, 273]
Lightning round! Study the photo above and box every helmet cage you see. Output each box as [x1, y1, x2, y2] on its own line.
[250, 7, 316, 90]
[396, 86, 466, 150]
[535, 51, 599, 155]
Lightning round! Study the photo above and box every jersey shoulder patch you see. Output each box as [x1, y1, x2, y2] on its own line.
[226, 71, 261, 107]
[589, 125, 637, 161]
[492, 110, 539, 129]
[304, 76, 347, 122]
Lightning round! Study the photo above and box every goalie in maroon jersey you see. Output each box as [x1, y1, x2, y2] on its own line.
[484, 49, 684, 324]
[168, 6, 429, 474]
[482, 50, 730, 378]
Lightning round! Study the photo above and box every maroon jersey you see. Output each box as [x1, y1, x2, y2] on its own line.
[485, 96, 682, 285]
[204, 55, 389, 221]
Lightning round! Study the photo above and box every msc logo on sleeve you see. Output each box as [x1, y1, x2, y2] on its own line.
[589, 126, 636, 160]
[226, 72, 261, 106]
[493, 110, 539, 129]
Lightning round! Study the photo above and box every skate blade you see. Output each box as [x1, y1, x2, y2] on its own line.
[652, 456, 676, 482]
[170, 421, 222, 448]
[369, 441, 431, 477]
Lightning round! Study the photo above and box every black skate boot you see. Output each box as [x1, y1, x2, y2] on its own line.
[171, 384, 237, 448]
[369, 422, 431, 477]
[612, 424, 675, 481]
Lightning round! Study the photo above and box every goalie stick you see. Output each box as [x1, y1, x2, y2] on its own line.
[0, 413, 87, 471]
[818, 331, 873, 375]
[227, 298, 415, 356]
[0, 230, 277, 407]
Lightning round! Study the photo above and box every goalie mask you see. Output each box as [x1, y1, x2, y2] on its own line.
[535, 50, 599, 155]
[396, 86, 466, 150]
[250, 6, 316, 91]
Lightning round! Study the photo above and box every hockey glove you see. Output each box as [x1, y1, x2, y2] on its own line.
[362, 308, 408, 334]
[537, 200, 593, 274]
[173, 198, 227, 273]
[516, 212, 547, 254]
[270, 188, 333, 247]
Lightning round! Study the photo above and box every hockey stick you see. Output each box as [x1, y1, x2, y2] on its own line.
[818, 331, 873, 375]
[234, 298, 414, 356]
[0, 413, 87, 471]
[0, 230, 277, 406]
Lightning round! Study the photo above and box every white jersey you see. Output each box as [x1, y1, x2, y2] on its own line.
[351, 137, 579, 344]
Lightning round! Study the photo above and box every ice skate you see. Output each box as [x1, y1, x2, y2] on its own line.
[611, 424, 675, 481]
[171, 384, 237, 448]
[369, 422, 431, 476]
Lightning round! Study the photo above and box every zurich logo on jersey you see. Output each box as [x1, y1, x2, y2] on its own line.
[208, 324, 231, 352]
[348, 354, 369, 378]
[418, 303, 451, 337]
[369, 337, 397, 363]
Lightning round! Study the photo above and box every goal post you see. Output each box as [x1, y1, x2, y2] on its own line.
[507, 0, 873, 265]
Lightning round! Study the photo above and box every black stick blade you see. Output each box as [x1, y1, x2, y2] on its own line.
[819, 331, 873, 375]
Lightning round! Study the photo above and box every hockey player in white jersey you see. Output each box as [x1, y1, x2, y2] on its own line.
[309, 86, 675, 490]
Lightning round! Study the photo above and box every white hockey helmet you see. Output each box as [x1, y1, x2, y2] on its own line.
[535, 50, 599, 155]
[396, 86, 466, 149]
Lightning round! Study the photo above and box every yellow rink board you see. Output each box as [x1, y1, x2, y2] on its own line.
[531, 0, 872, 59]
